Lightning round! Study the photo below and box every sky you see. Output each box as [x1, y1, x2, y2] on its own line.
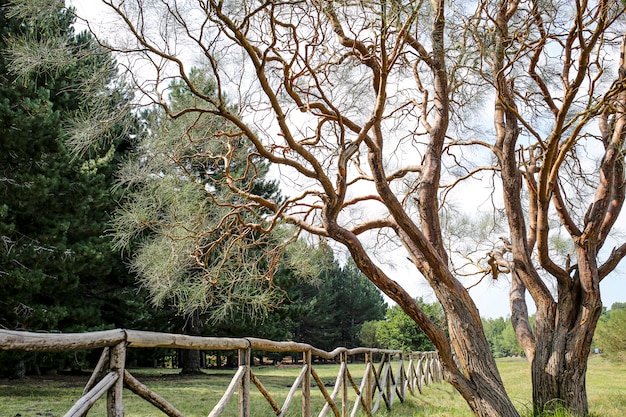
[68, 0, 626, 320]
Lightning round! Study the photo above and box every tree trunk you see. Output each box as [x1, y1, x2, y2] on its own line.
[444, 336, 521, 417]
[179, 312, 203, 374]
[532, 349, 590, 416]
[529, 248, 603, 416]
[532, 317, 599, 416]
[438, 288, 521, 417]
[335, 225, 520, 417]
[179, 349, 202, 374]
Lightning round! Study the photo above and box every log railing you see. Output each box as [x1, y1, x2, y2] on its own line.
[0, 329, 443, 417]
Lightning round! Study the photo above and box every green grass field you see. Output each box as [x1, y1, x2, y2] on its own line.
[0, 356, 623, 417]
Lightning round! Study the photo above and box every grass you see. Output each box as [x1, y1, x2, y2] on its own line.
[0, 356, 624, 417]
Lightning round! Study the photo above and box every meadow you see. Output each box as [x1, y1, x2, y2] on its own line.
[1, 356, 624, 417]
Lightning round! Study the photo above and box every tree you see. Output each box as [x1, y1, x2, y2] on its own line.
[594, 303, 626, 360]
[478, 3, 626, 414]
[10, 1, 626, 415]
[331, 260, 387, 348]
[288, 250, 387, 350]
[483, 317, 524, 358]
[358, 320, 380, 348]
[377, 305, 424, 351]
[111, 69, 286, 324]
[110, 69, 286, 372]
[0, 1, 144, 376]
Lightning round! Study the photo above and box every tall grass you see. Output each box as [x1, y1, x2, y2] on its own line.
[0, 355, 623, 417]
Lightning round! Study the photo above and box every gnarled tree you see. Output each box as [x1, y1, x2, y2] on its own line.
[477, 0, 626, 414]
[9, 0, 626, 416]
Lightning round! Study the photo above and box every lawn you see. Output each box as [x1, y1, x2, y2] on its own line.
[0, 356, 623, 417]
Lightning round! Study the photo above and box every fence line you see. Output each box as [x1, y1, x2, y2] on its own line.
[0, 329, 443, 417]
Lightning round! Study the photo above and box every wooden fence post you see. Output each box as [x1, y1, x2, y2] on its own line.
[406, 352, 415, 396]
[107, 342, 126, 417]
[302, 350, 311, 417]
[341, 352, 348, 417]
[397, 353, 405, 402]
[385, 354, 392, 409]
[238, 347, 251, 417]
[364, 351, 373, 413]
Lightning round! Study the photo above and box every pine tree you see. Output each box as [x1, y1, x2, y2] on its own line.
[113, 69, 284, 325]
[287, 245, 387, 351]
[111, 69, 287, 372]
[0, 2, 143, 376]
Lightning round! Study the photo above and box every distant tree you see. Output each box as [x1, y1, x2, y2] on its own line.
[483, 317, 524, 358]
[482, 318, 507, 358]
[377, 305, 430, 352]
[500, 324, 524, 357]
[289, 245, 387, 350]
[609, 302, 626, 310]
[594, 306, 626, 360]
[331, 259, 388, 348]
[358, 321, 380, 348]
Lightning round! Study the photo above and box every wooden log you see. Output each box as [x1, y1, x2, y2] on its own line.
[64, 372, 118, 417]
[341, 353, 348, 417]
[246, 337, 311, 354]
[371, 354, 387, 411]
[107, 342, 126, 417]
[302, 350, 311, 417]
[0, 329, 126, 352]
[279, 365, 308, 417]
[344, 366, 368, 417]
[349, 363, 373, 417]
[318, 362, 345, 417]
[83, 347, 109, 396]
[123, 370, 185, 417]
[238, 348, 250, 417]
[125, 330, 249, 350]
[208, 366, 245, 417]
[434, 354, 443, 382]
[395, 358, 405, 403]
[415, 356, 424, 394]
[310, 367, 340, 417]
[316, 347, 347, 359]
[377, 360, 391, 411]
[386, 357, 394, 408]
[250, 371, 281, 415]
[363, 356, 373, 414]
[406, 356, 415, 396]
[313, 347, 403, 360]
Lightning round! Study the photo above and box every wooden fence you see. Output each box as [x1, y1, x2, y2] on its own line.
[0, 329, 442, 417]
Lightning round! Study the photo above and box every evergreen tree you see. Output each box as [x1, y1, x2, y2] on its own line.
[113, 69, 284, 326]
[482, 317, 524, 358]
[288, 245, 387, 351]
[112, 69, 288, 372]
[0, 2, 142, 376]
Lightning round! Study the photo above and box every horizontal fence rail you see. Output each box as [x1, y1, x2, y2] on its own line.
[0, 329, 443, 417]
